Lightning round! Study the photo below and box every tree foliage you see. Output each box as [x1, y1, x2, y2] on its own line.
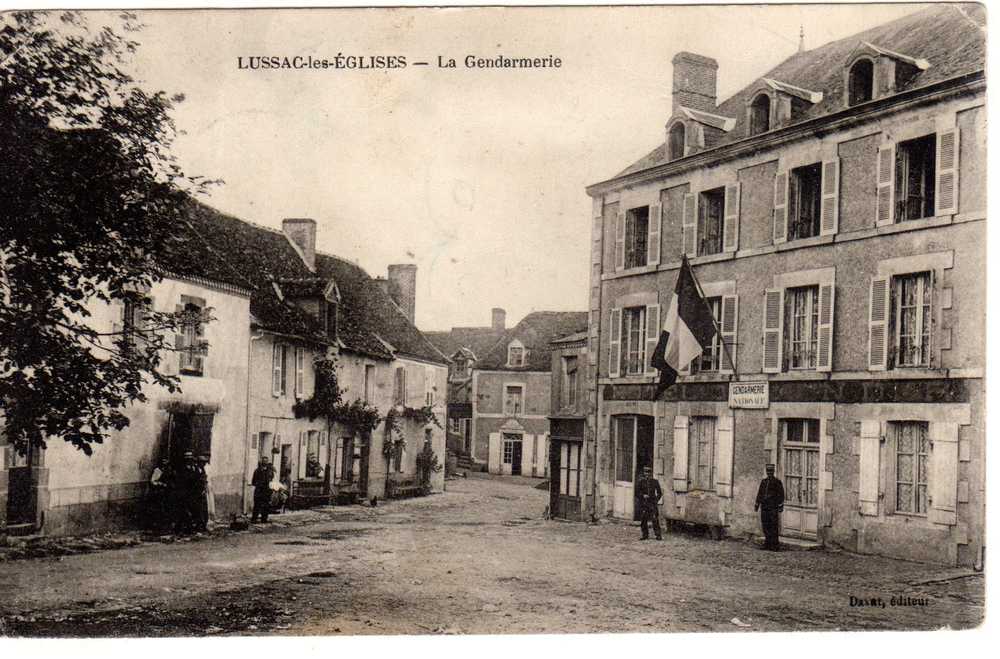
[0, 11, 210, 454]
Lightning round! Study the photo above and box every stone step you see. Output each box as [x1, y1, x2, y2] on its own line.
[769, 535, 822, 550]
[4, 523, 39, 538]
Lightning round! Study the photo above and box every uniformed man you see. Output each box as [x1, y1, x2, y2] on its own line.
[636, 466, 663, 541]
[754, 463, 785, 551]
[250, 456, 276, 523]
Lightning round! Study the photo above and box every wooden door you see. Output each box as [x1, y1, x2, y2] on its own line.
[780, 419, 820, 538]
[612, 416, 636, 520]
[6, 443, 36, 526]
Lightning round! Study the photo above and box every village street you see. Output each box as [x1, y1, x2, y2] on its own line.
[0, 475, 983, 636]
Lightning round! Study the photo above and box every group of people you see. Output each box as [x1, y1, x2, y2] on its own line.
[635, 464, 785, 550]
[149, 451, 212, 535]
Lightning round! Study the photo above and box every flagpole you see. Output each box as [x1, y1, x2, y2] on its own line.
[683, 255, 737, 377]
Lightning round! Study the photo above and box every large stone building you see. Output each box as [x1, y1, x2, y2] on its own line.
[584, 5, 985, 567]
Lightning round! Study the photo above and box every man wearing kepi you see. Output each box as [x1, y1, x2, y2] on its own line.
[636, 466, 663, 541]
[755, 464, 785, 550]
[251, 456, 276, 523]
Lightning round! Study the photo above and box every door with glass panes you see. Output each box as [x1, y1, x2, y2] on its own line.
[611, 415, 654, 521]
[779, 418, 820, 538]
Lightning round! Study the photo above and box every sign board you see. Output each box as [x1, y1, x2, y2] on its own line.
[729, 381, 769, 409]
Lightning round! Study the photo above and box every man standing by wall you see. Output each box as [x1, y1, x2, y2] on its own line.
[636, 466, 663, 541]
[251, 456, 275, 523]
[754, 464, 785, 551]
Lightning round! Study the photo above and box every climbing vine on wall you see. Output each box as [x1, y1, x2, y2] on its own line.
[293, 357, 382, 435]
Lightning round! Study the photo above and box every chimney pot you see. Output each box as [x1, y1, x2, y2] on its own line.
[387, 264, 417, 324]
[491, 307, 506, 331]
[282, 218, 317, 271]
[671, 51, 719, 114]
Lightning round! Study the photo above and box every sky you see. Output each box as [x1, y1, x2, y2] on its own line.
[114, 3, 927, 331]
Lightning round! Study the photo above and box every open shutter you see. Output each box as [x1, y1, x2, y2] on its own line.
[647, 203, 661, 266]
[297, 431, 307, 480]
[614, 210, 626, 271]
[319, 431, 329, 472]
[723, 183, 740, 252]
[175, 304, 188, 372]
[715, 413, 734, 498]
[522, 433, 535, 477]
[858, 420, 881, 516]
[295, 348, 305, 398]
[672, 416, 689, 492]
[773, 171, 788, 244]
[820, 159, 840, 236]
[719, 294, 738, 374]
[761, 288, 784, 374]
[271, 343, 282, 396]
[928, 422, 958, 526]
[876, 143, 895, 226]
[488, 432, 502, 474]
[935, 128, 959, 216]
[608, 307, 622, 378]
[868, 277, 890, 371]
[682, 193, 697, 257]
[394, 367, 404, 405]
[816, 280, 835, 372]
[193, 310, 206, 374]
[645, 303, 660, 375]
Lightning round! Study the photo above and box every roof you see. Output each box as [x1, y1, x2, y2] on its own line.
[551, 330, 588, 346]
[476, 311, 589, 371]
[614, 4, 985, 179]
[425, 326, 508, 362]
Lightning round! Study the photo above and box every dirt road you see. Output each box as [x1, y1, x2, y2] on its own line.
[0, 475, 983, 636]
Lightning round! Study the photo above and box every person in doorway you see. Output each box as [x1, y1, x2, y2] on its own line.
[754, 463, 785, 551]
[194, 457, 210, 533]
[251, 456, 276, 523]
[172, 451, 198, 534]
[636, 466, 663, 541]
[148, 456, 173, 532]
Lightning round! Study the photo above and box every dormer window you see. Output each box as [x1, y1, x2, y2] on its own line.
[507, 340, 525, 367]
[749, 93, 771, 135]
[668, 122, 686, 160]
[848, 58, 874, 106]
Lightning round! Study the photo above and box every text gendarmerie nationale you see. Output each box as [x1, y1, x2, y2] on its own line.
[236, 54, 563, 70]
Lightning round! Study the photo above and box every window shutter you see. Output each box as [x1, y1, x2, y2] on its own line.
[394, 367, 404, 405]
[720, 294, 738, 374]
[295, 348, 305, 398]
[522, 433, 535, 476]
[682, 193, 697, 257]
[858, 420, 881, 516]
[761, 288, 784, 374]
[319, 431, 329, 471]
[608, 307, 622, 378]
[298, 431, 307, 479]
[193, 308, 206, 374]
[615, 210, 626, 271]
[773, 171, 788, 244]
[488, 432, 502, 473]
[723, 183, 740, 252]
[175, 304, 188, 372]
[272, 343, 282, 396]
[816, 280, 835, 372]
[672, 416, 689, 492]
[644, 304, 661, 375]
[715, 414, 734, 498]
[876, 143, 895, 226]
[647, 203, 661, 266]
[820, 159, 840, 236]
[867, 277, 890, 371]
[928, 422, 958, 526]
[935, 128, 959, 216]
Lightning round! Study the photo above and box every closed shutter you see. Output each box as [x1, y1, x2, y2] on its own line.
[647, 203, 662, 265]
[540, 433, 550, 478]
[191, 414, 214, 461]
[723, 183, 740, 252]
[761, 288, 784, 374]
[298, 431, 307, 479]
[682, 193, 697, 257]
[425, 365, 434, 406]
[319, 431, 329, 472]
[615, 210, 626, 271]
[272, 343, 283, 396]
[523, 433, 535, 476]
[672, 416, 689, 492]
[645, 303, 661, 375]
[816, 280, 835, 372]
[715, 414, 734, 498]
[876, 143, 895, 226]
[608, 307, 622, 378]
[928, 422, 958, 526]
[858, 420, 881, 516]
[720, 294, 739, 374]
[295, 348, 305, 398]
[935, 128, 959, 216]
[394, 367, 405, 406]
[773, 171, 788, 243]
[868, 277, 890, 371]
[488, 432, 502, 474]
[820, 159, 840, 236]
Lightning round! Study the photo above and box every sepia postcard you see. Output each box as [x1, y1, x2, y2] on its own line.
[0, 1, 990, 647]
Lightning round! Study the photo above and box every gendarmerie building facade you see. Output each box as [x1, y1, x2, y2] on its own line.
[584, 5, 985, 567]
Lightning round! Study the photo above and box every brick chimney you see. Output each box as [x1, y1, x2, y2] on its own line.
[491, 307, 506, 331]
[672, 52, 719, 114]
[282, 218, 317, 271]
[387, 264, 417, 323]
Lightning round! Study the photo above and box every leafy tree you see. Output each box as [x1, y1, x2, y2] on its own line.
[0, 11, 211, 455]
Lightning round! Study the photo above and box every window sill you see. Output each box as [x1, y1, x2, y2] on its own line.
[776, 234, 834, 251]
[767, 371, 828, 381]
[690, 251, 736, 266]
[600, 375, 656, 385]
[678, 372, 732, 383]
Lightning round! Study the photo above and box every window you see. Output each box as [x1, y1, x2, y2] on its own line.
[780, 419, 819, 509]
[393, 439, 404, 472]
[697, 188, 725, 256]
[892, 272, 932, 367]
[294, 348, 306, 399]
[614, 416, 635, 483]
[788, 163, 822, 240]
[562, 355, 579, 409]
[895, 134, 936, 222]
[502, 433, 520, 465]
[448, 417, 460, 434]
[507, 341, 525, 367]
[364, 364, 376, 404]
[687, 416, 716, 490]
[559, 442, 582, 497]
[623, 206, 650, 269]
[504, 384, 524, 415]
[690, 297, 722, 373]
[258, 431, 275, 458]
[749, 93, 770, 135]
[425, 366, 435, 406]
[785, 286, 819, 370]
[324, 300, 338, 337]
[178, 299, 207, 375]
[621, 306, 647, 376]
[335, 436, 354, 483]
[394, 366, 407, 405]
[848, 59, 874, 106]
[271, 343, 287, 396]
[893, 421, 929, 515]
[305, 430, 321, 478]
[668, 122, 686, 160]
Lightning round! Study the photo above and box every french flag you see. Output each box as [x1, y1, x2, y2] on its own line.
[650, 255, 719, 392]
